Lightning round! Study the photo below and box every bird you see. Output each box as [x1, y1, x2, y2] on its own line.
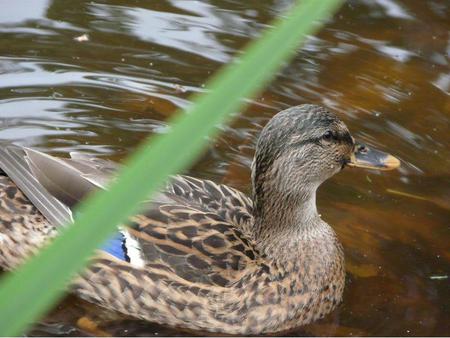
[0, 104, 400, 335]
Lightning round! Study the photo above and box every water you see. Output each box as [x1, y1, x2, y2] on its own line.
[0, 0, 449, 336]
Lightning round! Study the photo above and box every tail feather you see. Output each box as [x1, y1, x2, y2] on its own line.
[0, 145, 72, 226]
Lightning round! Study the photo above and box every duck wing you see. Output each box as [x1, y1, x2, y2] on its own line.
[0, 144, 258, 286]
[98, 173, 257, 286]
[101, 175, 257, 286]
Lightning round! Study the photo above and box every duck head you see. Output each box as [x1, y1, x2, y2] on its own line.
[251, 104, 399, 233]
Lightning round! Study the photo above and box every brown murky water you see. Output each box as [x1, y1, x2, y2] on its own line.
[1, 0, 449, 336]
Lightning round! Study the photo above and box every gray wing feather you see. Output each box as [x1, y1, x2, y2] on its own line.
[24, 148, 100, 208]
[0, 145, 72, 226]
[68, 152, 118, 189]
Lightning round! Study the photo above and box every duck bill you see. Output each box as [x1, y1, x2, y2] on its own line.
[347, 143, 400, 171]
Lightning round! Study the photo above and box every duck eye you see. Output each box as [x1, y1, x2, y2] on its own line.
[322, 131, 333, 141]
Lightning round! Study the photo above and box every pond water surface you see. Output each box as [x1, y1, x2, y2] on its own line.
[0, 0, 449, 336]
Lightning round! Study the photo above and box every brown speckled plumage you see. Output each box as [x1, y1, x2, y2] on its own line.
[0, 105, 356, 334]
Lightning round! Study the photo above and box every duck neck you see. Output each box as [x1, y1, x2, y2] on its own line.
[252, 183, 322, 260]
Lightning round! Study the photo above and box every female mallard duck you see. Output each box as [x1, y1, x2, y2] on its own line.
[0, 105, 399, 335]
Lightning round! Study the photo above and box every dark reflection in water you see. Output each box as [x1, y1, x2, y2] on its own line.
[0, 0, 449, 336]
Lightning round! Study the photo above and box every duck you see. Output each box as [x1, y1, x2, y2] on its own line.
[0, 104, 400, 335]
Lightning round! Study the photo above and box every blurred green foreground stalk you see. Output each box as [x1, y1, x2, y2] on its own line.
[0, 0, 342, 335]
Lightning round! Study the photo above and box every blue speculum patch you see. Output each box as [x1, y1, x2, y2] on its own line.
[102, 232, 130, 262]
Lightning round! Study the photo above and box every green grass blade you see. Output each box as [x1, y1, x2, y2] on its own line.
[0, 0, 342, 335]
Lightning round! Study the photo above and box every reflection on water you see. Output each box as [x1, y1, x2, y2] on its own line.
[0, 0, 449, 336]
